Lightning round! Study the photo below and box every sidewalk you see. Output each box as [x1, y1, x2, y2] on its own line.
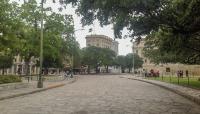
[121, 75, 200, 105]
[0, 77, 77, 101]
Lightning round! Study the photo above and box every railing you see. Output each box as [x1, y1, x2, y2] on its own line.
[144, 73, 200, 89]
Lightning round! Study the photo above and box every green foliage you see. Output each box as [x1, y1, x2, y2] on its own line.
[63, 0, 200, 64]
[81, 46, 116, 73]
[81, 46, 102, 68]
[43, 12, 77, 69]
[115, 53, 143, 73]
[125, 53, 143, 70]
[0, 75, 21, 84]
[0, 0, 80, 73]
[0, 54, 13, 73]
[62, 0, 167, 38]
[115, 55, 126, 72]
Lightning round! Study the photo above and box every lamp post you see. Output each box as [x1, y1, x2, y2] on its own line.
[37, 0, 44, 88]
[68, 28, 84, 78]
[132, 44, 135, 75]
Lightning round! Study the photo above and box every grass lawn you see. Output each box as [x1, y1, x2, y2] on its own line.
[146, 76, 200, 89]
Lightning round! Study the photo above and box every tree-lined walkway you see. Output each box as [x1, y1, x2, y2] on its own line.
[0, 75, 199, 114]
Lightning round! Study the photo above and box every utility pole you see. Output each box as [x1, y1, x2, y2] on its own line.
[37, 0, 44, 88]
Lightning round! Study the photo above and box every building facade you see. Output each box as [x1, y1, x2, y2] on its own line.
[133, 39, 200, 76]
[0, 54, 40, 75]
[86, 34, 119, 54]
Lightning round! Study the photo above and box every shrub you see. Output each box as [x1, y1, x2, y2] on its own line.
[0, 75, 22, 84]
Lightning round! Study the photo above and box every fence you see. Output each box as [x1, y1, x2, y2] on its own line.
[144, 73, 200, 89]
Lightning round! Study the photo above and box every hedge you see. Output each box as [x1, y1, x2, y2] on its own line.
[0, 75, 22, 84]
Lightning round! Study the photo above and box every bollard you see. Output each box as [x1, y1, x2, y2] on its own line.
[187, 76, 190, 86]
[178, 75, 180, 84]
[170, 75, 172, 83]
[28, 76, 29, 82]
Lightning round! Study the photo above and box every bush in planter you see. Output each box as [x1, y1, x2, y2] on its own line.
[0, 75, 22, 84]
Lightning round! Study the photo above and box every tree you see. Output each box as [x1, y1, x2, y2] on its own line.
[42, 12, 76, 71]
[63, 0, 200, 64]
[115, 55, 126, 73]
[0, 1, 26, 75]
[100, 48, 116, 73]
[62, 0, 167, 38]
[81, 46, 102, 73]
[81, 46, 116, 73]
[0, 1, 24, 52]
[143, 0, 200, 64]
[115, 53, 143, 73]
[0, 0, 79, 76]
[0, 52, 13, 75]
[133, 54, 143, 70]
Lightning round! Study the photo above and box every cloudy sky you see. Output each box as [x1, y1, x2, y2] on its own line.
[15, 0, 133, 55]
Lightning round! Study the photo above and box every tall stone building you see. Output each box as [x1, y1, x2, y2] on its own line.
[133, 39, 200, 76]
[86, 34, 119, 54]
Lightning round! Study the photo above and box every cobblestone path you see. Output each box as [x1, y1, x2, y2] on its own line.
[0, 75, 199, 114]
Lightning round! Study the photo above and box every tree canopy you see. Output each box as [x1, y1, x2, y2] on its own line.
[81, 46, 116, 73]
[0, 0, 80, 74]
[115, 53, 143, 73]
[62, 0, 200, 64]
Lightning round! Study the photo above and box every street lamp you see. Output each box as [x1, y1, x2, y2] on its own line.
[37, 0, 44, 88]
[132, 44, 135, 75]
[70, 28, 85, 77]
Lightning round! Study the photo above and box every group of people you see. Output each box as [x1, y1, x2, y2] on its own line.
[177, 70, 184, 78]
[177, 70, 189, 77]
[143, 69, 160, 77]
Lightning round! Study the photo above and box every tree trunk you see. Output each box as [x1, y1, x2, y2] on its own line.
[95, 66, 99, 74]
[106, 66, 109, 73]
[2, 67, 4, 75]
[87, 66, 90, 74]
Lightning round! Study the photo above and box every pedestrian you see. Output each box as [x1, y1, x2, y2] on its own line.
[64, 70, 68, 78]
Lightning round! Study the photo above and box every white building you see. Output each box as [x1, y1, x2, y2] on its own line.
[86, 34, 119, 54]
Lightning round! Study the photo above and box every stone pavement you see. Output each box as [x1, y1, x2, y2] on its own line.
[0, 75, 199, 114]
[0, 76, 75, 100]
[121, 75, 200, 105]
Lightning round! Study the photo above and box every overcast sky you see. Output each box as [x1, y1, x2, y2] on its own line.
[14, 0, 133, 55]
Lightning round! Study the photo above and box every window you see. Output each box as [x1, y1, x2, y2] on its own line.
[166, 67, 170, 72]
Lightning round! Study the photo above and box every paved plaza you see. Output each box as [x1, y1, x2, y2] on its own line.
[0, 75, 199, 114]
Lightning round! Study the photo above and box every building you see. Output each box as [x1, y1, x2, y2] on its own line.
[86, 34, 119, 54]
[133, 39, 200, 76]
[0, 54, 39, 75]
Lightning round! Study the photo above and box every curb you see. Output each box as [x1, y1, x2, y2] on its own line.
[121, 76, 200, 105]
[0, 78, 77, 101]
